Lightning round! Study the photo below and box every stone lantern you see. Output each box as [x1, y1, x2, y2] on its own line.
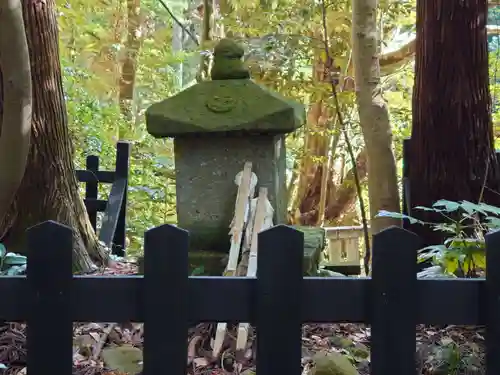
[146, 39, 324, 272]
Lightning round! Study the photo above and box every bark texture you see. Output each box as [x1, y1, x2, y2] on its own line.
[352, 0, 400, 234]
[410, 0, 500, 244]
[288, 45, 367, 226]
[0, 0, 32, 221]
[0, 0, 108, 272]
[119, 0, 141, 122]
[296, 149, 368, 225]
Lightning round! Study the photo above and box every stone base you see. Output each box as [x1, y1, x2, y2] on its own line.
[136, 251, 227, 276]
[136, 226, 324, 276]
[292, 226, 325, 275]
[184, 223, 230, 255]
[188, 251, 227, 275]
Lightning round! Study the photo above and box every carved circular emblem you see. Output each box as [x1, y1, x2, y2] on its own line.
[205, 95, 236, 113]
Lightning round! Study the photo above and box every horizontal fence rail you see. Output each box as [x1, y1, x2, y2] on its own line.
[75, 141, 130, 256]
[1, 220, 500, 375]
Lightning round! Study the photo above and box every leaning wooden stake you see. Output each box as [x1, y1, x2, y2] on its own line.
[236, 187, 274, 352]
[225, 162, 257, 276]
[212, 162, 257, 358]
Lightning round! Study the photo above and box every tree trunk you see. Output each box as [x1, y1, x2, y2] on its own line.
[119, 0, 141, 125]
[291, 47, 358, 226]
[0, 0, 108, 272]
[352, 0, 400, 234]
[297, 149, 368, 225]
[410, 0, 500, 244]
[0, 0, 32, 221]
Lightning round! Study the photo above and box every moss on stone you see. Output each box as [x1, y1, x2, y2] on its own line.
[211, 38, 250, 80]
[145, 39, 305, 138]
[146, 79, 304, 137]
[292, 225, 325, 275]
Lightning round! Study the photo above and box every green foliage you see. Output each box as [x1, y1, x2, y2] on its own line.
[55, 0, 500, 262]
[0, 244, 27, 276]
[377, 200, 500, 277]
[58, 0, 180, 256]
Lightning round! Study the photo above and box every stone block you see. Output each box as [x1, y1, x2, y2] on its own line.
[174, 134, 287, 252]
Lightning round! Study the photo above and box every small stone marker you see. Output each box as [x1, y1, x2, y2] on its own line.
[145, 38, 305, 252]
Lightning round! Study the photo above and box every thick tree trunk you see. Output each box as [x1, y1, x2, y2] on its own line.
[0, 70, 2, 119]
[0, 0, 108, 272]
[410, 0, 500, 244]
[352, 0, 400, 234]
[0, 0, 32, 221]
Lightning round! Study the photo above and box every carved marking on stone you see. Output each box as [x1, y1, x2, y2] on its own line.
[205, 95, 236, 113]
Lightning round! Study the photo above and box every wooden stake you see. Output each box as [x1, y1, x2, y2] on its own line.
[236, 187, 274, 352]
[213, 162, 257, 358]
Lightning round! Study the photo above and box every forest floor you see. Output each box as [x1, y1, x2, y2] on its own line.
[0, 261, 486, 375]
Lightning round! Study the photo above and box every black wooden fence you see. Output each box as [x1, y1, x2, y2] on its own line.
[76, 141, 130, 256]
[1, 221, 500, 375]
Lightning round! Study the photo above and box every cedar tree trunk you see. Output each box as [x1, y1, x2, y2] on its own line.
[410, 0, 500, 244]
[0, 0, 109, 272]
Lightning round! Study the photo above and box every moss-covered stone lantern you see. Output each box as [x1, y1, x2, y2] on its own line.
[145, 38, 305, 263]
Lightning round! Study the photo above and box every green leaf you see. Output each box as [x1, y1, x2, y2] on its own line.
[486, 216, 500, 228]
[459, 200, 485, 215]
[433, 223, 458, 233]
[442, 255, 459, 274]
[3, 253, 27, 266]
[4, 264, 26, 276]
[418, 244, 447, 254]
[418, 245, 446, 263]
[479, 202, 500, 216]
[414, 205, 439, 212]
[191, 265, 205, 276]
[472, 252, 486, 268]
[0, 244, 5, 258]
[376, 210, 424, 224]
[432, 200, 461, 212]
[447, 238, 484, 253]
[418, 253, 434, 262]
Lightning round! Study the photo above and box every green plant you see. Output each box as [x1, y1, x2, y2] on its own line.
[190, 265, 205, 276]
[377, 200, 500, 277]
[0, 244, 27, 276]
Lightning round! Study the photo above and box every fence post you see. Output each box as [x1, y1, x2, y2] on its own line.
[112, 141, 130, 256]
[485, 230, 500, 374]
[143, 224, 188, 375]
[26, 221, 73, 375]
[85, 155, 99, 231]
[371, 226, 419, 375]
[256, 225, 303, 375]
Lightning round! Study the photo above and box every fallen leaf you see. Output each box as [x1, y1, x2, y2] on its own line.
[193, 357, 210, 367]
